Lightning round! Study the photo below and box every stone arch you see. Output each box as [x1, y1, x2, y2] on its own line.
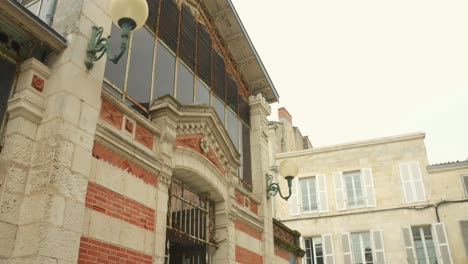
[173, 147, 228, 202]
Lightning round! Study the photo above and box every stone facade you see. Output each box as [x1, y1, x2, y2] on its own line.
[0, 0, 302, 263]
[270, 115, 468, 264]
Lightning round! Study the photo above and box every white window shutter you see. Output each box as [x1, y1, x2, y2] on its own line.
[317, 174, 329, 212]
[322, 234, 335, 264]
[362, 168, 376, 207]
[432, 223, 453, 264]
[399, 163, 414, 203]
[289, 177, 300, 215]
[341, 233, 353, 264]
[409, 162, 426, 202]
[402, 227, 417, 264]
[371, 230, 385, 264]
[333, 172, 346, 211]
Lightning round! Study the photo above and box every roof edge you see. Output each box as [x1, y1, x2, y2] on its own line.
[276, 132, 426, 158]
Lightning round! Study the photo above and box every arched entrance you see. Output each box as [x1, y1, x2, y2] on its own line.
[165, 165, 225, 264]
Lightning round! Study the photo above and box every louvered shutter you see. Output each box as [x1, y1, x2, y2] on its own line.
[399, 163, 414, 203]
[362, 168, 376, 207]
[213, 51, 226, 102]
[179, 5, 196, 71]
[226, 75, 238, 113]
[409, 162, 426, 202]
[158, 0, 179, 52]
[239, 96, 250, 125]
[323, 234, 335, 264]
[371, 230, 385, 264]
[402, 227, 416, 264]
[341, 233, 353, 264]
[145, 0, 160, 31]
[432, 223, 453, 264]
[197, 24, 212, 86]
[333, 172, 346, 210]
[317, 174, 328, 212]
[288, 177, 300, 216]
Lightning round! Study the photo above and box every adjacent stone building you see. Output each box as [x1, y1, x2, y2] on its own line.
[270, 112, 468, 264]
[0, 0, 303, 263]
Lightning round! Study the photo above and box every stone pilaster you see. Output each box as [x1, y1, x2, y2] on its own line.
[248, 94, 275, 263]
[153, 176, 170, 264]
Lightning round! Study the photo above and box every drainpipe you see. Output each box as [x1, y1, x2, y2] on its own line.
[39, 0, 57, 26]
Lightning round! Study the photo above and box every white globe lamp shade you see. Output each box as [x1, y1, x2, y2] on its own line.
[109, 0, 149, 30]
[278, 160, 298, 178]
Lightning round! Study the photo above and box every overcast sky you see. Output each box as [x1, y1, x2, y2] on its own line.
[231, 0, 468, 164]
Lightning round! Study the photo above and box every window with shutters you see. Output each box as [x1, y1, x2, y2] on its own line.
[344, 171, 365, 208]
[305, 237, 325, 264]
[304, 234, 334, 264]
[289, 175, 328, 215]
[412, 226, 438, 264]
[462, 175, 468, 197]
[399, 162, 426, 203]
[334, 169, 375, 211]
[300, 177, 318, 213]
[351, 232, 374, 264]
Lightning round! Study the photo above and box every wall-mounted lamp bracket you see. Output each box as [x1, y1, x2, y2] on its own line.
[85, 18, 135, 70]
[266, 174, 294, 201]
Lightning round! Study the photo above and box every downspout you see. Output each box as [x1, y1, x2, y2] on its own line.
[39, 0, 57, 26]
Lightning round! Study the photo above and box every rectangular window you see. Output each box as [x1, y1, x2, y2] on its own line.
[351, 232, 374, 264]
[300, 177, 318, 213]
[126, 27, 154, 110]
[176, 61, 194, 105]
[411, 226, 438, 264]
[461, 221, 468, 256]
[399, 162, 426, 203]
[153, 41, 176, 99]
[344, 171, 365, 208]
[0, 55, 17, 149]
[304, 237, 324, 264]
[462, 175, 468, 197]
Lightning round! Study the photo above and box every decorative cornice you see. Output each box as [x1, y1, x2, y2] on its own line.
[276, 132, 426, 159]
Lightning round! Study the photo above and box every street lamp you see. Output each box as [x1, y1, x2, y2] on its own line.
[85, 0, 149, 70]
[267, 160, 298, 201]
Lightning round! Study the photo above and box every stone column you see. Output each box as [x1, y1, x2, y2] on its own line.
[153, 176, 170, 264]
[0, 0, 112, 262]
[248, 94, 274, 263]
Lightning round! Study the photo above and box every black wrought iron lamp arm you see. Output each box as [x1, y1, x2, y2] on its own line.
[266, 174, 293, 201]
[85, 19, 134, 70]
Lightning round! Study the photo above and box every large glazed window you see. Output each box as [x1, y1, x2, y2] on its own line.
[103, 0, 253, 189]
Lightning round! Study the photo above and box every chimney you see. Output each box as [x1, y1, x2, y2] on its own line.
[278, 107, 292, 126]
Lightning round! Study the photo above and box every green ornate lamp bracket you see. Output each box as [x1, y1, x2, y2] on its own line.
[266, 174, 294, 201]
[85, 18, 135, 70]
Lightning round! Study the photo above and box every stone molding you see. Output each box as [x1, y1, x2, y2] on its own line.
[7, 58, 51, 125]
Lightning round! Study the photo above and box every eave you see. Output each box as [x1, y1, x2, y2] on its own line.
[203, 0, 279, 103]
[0, 0, 67, 61]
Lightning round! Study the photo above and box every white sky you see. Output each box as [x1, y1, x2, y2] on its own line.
[231, 0, 468, 164]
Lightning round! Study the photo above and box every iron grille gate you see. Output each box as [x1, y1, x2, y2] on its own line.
[165, 178, 216, 264]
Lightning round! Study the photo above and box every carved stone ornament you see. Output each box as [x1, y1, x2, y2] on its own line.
[200, 137, 209, 153]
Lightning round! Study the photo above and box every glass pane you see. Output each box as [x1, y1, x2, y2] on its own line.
[345, 175, 356, 205]
[226, 110, 239, 150]
[301, 179, 310, 211]
[212, 95, 225, 124]
[0, 56, 16, 128]
[195, 79, 210, 105]
[351, 234, 363, 264]
[153, 42, 175, 98]
[104, 24, 128, 89]
[126, 28, 154, 109]
[242, 123, 251, 187]
[176, 61, 194, 105]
